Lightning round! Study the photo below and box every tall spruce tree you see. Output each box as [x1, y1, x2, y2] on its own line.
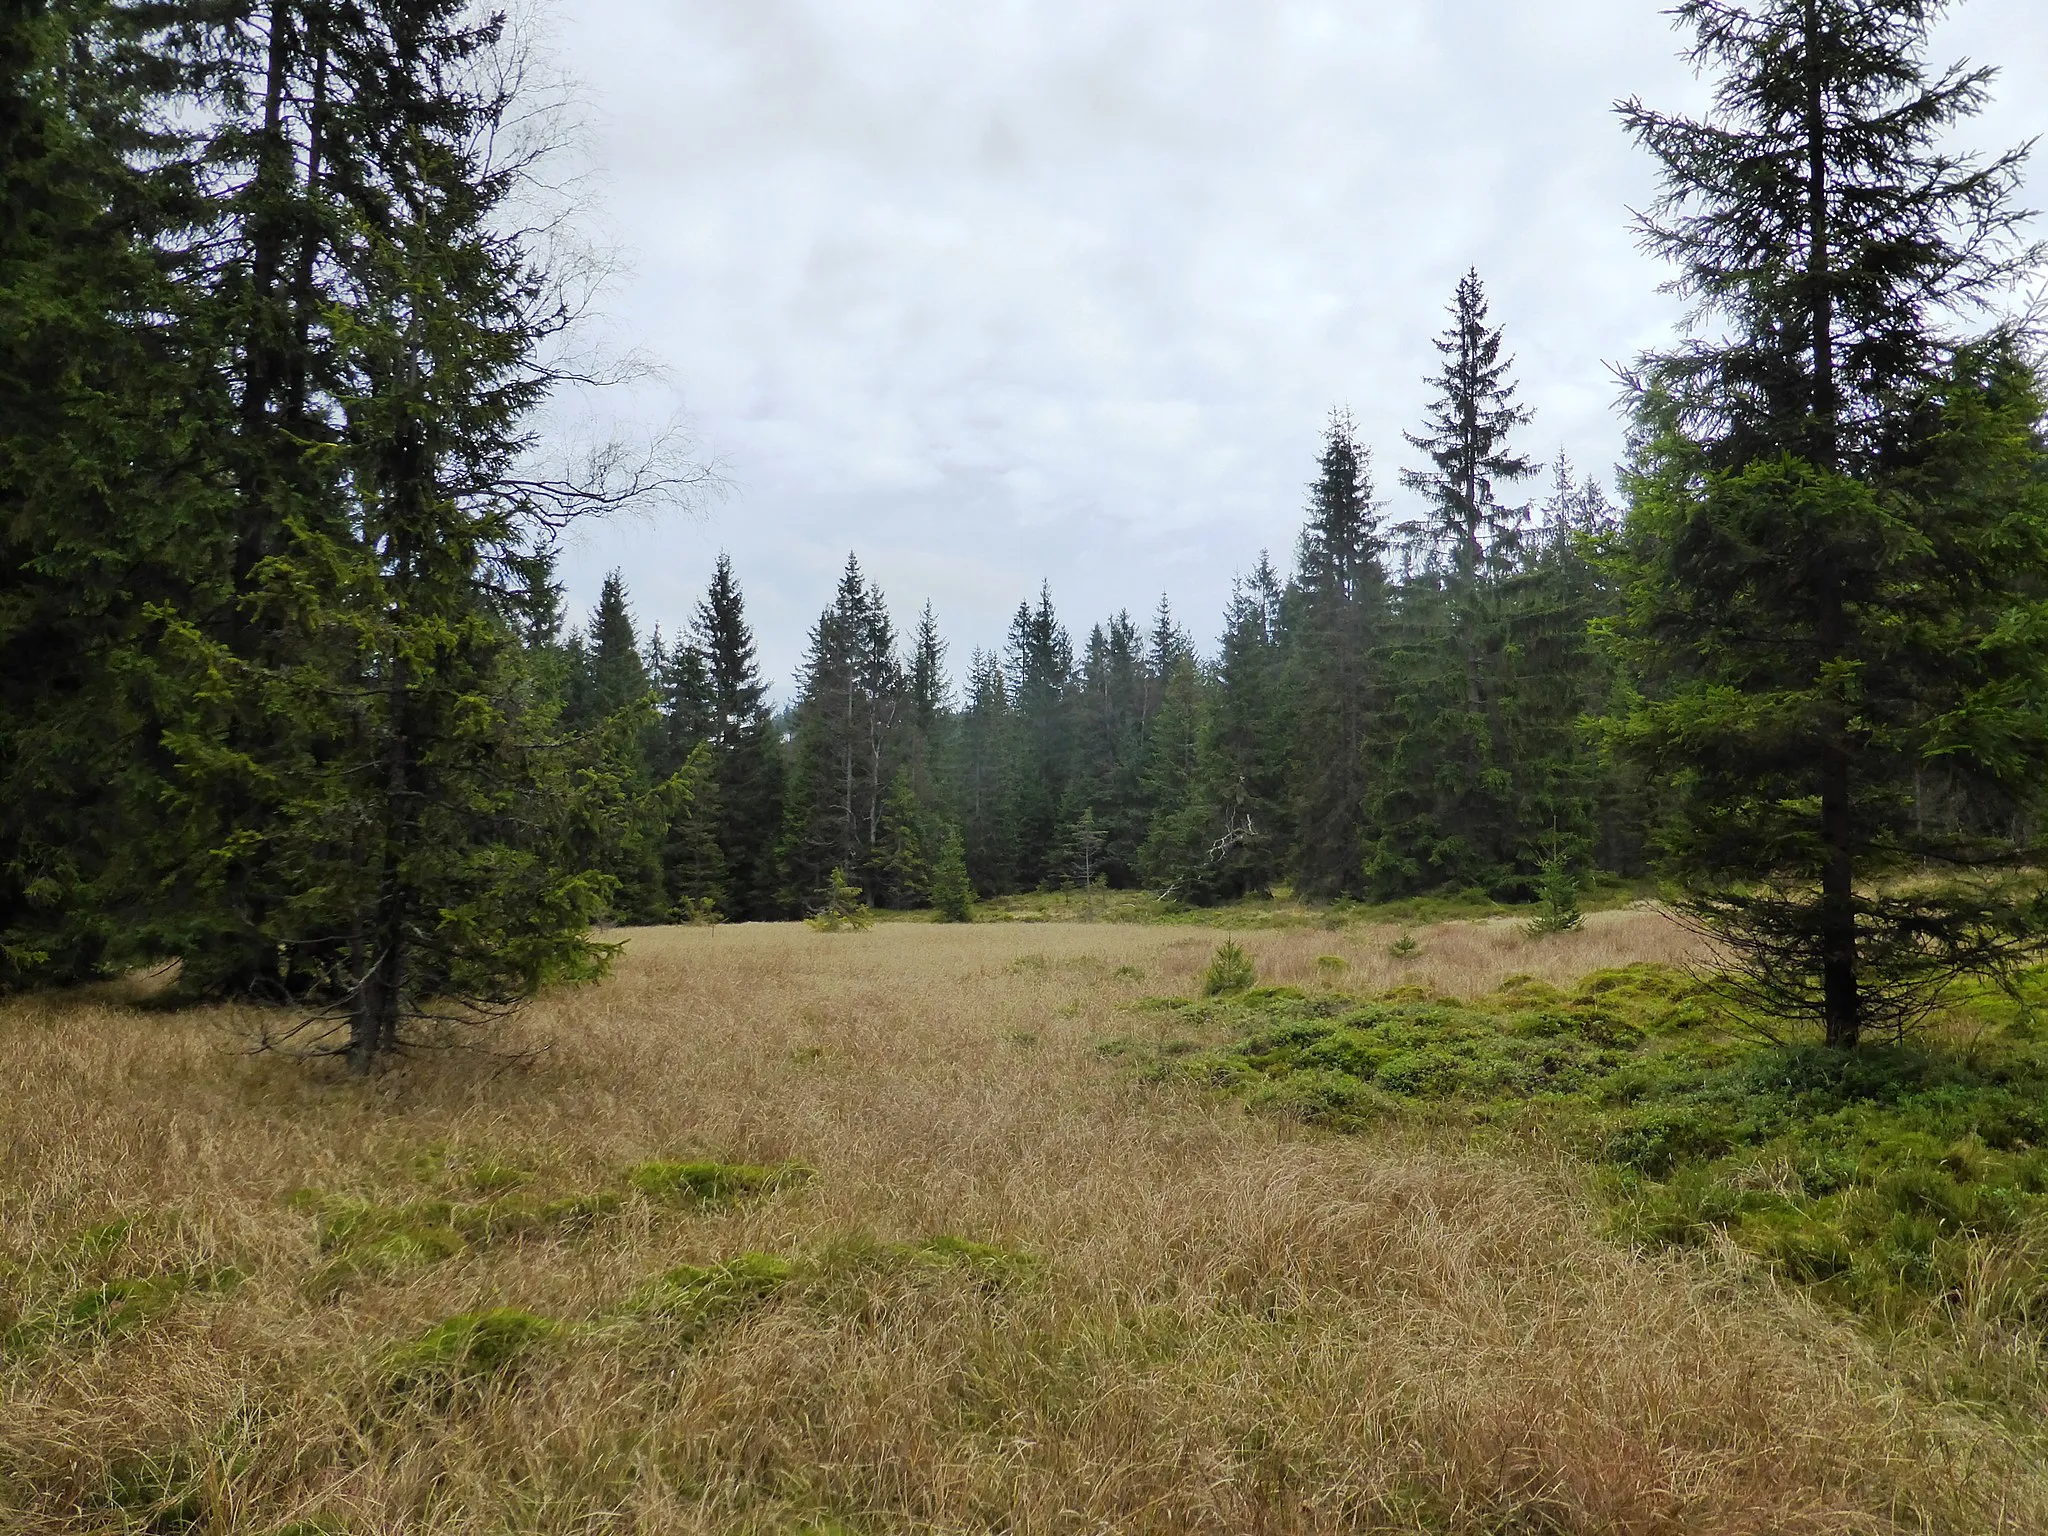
[692, 553, 783, 919]
[952, 648, 1015, 895]
[151, 0, 624, 1062]
[1006, 584, 1073, 888]
[1285, 410, 1387, 896]
[567, 573, 665, 922]
[1135, 651, 1210, 897]
[1200, 555, 1290, 897]
[0, 0, 221, 986]
[1400, 270, 1539, 587]
[1071, 611, 1149, 887]
[1378, 270, 1541, 892]
[901, 601, 951, 842]
[779, 555, 902, 905]
[1611, 0, 2048, 1045]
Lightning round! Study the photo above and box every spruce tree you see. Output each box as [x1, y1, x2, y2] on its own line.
[1006, 583, 1073, 888]
[0, 0, 219, 985]
[1284, 410, 1387, 897]
[779, 555, 902, 904]
[576, 571, 653, 723]
[929, 825, 975, 922]
[1071, 611, 1148, 886]
[147, 0, 625, 1060]
[692, 553, 783, 918]
[1201, 556, 1290, 897]
[1144, 595, 1192, 722]
[1399, 270, 1539, 586]
[1136, 653, 1213, 899]
[566, 574, 665, 922]
[1611, 0, 2048, 1045]
[870, 767, 929, 908]
[1380, 270, 1541, 892]
[952, 648, 1016, 895]
[650, 629, 714, 779]
[660, 741, 727, 921]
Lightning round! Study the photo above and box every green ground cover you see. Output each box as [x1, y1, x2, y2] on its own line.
[1133, 961, 2048, 1414]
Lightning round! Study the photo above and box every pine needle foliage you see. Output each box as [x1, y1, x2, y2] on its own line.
[929, 827, 975, 923]
[1200, 939, 1257, 997]
[1609, 0, 2048, 1046]
[807, 867, 874, 932]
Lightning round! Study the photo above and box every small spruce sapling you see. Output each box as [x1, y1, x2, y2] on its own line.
[807, 868, 874, 932]
[1201, 940, 1257, 997]
[1527, 835, 1583, 936]
[930, 827, 975, 923]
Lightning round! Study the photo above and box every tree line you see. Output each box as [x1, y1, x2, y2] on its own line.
[6, 0, 2047, 1060]
[554, 273, 1635, 929]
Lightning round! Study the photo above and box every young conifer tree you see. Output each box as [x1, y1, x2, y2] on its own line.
[929, 825, 975, 922]
[1611, 0, 2048, 1045]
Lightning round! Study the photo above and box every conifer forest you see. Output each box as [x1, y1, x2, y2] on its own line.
[6, 0, 2048, 1067]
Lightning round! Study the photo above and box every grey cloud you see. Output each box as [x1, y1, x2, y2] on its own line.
[548, 0, 2046, 693]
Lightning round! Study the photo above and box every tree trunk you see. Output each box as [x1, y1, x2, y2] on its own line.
[1805, 4, 1858, 1048]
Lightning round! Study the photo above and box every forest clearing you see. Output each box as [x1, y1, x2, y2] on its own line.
[9, 911, 2048, 1534]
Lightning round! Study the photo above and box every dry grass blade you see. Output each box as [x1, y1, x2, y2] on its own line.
[1, 910, 2038, 1533]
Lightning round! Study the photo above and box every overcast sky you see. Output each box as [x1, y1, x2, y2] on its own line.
[542, 0, 2047, 698]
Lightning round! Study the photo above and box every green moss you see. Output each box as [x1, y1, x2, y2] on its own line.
[631, 1253, 796, 1340]
[815, 1233, 1040, 1304]
[3, 1266, 243, 1356]
[627, 1160, 812, 1204]
[290, 1188, 617, 1299]
[890, 1234, 1038, 1288]
[383, 1307, 558, 1395]
[1133, 961, 2048, 1365]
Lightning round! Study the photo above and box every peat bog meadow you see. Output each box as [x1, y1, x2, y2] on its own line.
[12, 908, 2048, 1534]
[12, 0, 2048, 1529]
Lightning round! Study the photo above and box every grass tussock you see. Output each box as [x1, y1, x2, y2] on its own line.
[1, 910, 2043, 1532]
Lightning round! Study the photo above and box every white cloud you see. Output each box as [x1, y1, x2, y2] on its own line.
[546, 0, 2048, 691]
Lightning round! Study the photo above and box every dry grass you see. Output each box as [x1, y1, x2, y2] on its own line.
[1, 911, 2039, 1533]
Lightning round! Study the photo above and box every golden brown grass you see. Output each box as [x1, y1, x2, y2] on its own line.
[2, 911, 2040, 1533]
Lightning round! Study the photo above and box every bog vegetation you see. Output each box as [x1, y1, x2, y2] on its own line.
[6, 0, 2048, 1523]
[6, 0, 2048, 1068]
[9, 915, 2048, 1534]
